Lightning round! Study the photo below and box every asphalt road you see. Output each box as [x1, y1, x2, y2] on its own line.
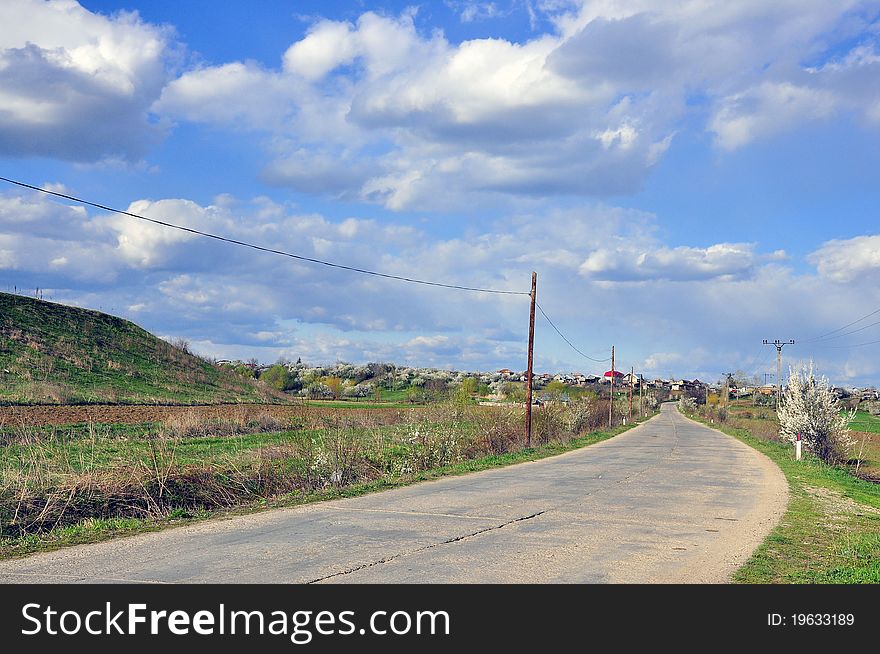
[0, 403, 787, 583]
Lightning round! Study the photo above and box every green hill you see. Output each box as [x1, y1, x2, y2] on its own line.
[0, 292, 284, 405]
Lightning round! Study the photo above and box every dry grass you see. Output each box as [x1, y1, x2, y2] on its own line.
[1, 396, 624, 539]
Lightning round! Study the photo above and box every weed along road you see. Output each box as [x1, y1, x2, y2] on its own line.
[0, 404, 787, 583]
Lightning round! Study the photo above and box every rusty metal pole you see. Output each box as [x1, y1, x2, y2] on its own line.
[525, 272, 537, 447]
[608, 345, 615, 428]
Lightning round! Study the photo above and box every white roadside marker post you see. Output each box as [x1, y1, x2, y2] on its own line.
[796, 432, 802, 461]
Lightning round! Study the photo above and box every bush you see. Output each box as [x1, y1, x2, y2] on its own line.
[259, 365, 295, 391]
[476, 407, 522, 455]
[566, 400, 594, 435]
[679, 396, 697, 413]
[777, 362, 855, 464]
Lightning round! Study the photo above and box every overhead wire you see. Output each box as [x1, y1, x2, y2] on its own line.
[2, 176, 629, 370]
[0, 176, 529, 297]
[535, 301, 611, 363]
[799, 305, 880, 343]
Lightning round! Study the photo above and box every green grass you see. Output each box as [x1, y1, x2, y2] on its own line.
[681, 408, 880, 583]
[1, 428, 312, 474]
[0, 412, 654, 560]
[849, 411, 880, 434]
[0, 292, 282, 404]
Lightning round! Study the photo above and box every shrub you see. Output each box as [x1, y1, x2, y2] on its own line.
[777, 362, 855, 464]
[566, 400, 595, 435]
[679, 396, 697, 413]
[260, 365, 292, 391]
[476, 407, 522, 454]
[532, 402, 566, 444]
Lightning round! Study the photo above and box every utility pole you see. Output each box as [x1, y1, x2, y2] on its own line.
[629, 366, 634, 423]
[763, 339, 795, 406]
[640, 373, 644, 417]
[724, 372, 734, 408]
[525, 272, 537, 447]
[608, 345, 615, 428]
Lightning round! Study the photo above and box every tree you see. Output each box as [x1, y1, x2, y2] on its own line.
[502, 382, 526, 403]
[259, 365, 291, 391]
[321, 376, 343, 399]
[460, 377, 478, 395]
[546, 380, 566, 399]
[777, 362, 855, 464]
[406, 386, 426, 404]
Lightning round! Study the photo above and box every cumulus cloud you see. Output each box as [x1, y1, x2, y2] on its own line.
[152, 1, 879, 209]
[9, 185, 880, 382]
[0, 0, 175, 162]
[579, 243, 759, 282]
[808, 235, 880, 282]
[710, 82, 837, 150]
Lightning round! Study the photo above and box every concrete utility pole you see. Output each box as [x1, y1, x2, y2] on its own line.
[525, 272, 537, 447]
[608, 345, 615, 428]
[763, 339, 795, 406]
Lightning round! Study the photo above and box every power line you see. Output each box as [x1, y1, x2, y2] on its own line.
[535, 301, 611, 363]
[810, 337, 880, 350]
[800, 305, 880, 343]
[0, 176, 529, 297]
[804, 317, 880, 343]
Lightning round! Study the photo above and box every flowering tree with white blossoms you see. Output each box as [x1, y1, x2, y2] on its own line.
[679, 396, 697, 413]
[777, 362, 855, 464]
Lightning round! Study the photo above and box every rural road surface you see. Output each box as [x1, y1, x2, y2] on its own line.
[0, 403, 787, 583]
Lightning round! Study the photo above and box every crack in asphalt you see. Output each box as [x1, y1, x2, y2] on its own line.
[305, 510, 547, 584]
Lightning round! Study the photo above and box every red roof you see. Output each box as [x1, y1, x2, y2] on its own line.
[604, 370, 624, 378]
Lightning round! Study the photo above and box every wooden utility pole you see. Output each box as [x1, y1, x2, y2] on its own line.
[629, 366, 634, 422]
[723, 372, 733, 409]
[608, 345, 615, 428]
[525, 272, 537, 447]
[763, 339, 795, 406]
[640, 373, 644, 417]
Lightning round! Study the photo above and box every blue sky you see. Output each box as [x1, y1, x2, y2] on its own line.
[2, 0, 880, 385]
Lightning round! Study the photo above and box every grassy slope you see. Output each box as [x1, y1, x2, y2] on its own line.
[682, 406, 880, 583]
[0, 292, 281, 405]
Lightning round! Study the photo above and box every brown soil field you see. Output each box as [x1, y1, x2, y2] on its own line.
[0, 403, 430, 428]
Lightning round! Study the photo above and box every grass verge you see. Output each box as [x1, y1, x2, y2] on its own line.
[681, 408, 879, 583]
[0, 413, 654, 561]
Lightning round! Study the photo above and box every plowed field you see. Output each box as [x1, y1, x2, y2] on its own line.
[0, 403, 426, 427]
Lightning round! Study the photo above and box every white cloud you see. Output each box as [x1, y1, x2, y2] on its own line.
[4, 188, 880, 383]
[579, 243, 758, 282]
[710, 82, 837, 150]
[0, 0, 174, 161]
[151, 2, 880, 209]
[0, 248, 17, 269]
[808, 235, 880, 282]
[282, 20, 359, 80]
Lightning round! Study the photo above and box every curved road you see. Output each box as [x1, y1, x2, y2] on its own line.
[0, 403, 787, 583]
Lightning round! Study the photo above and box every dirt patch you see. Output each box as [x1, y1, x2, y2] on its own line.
[0, 403, 427, 429]
[804, 485, 880, 518]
